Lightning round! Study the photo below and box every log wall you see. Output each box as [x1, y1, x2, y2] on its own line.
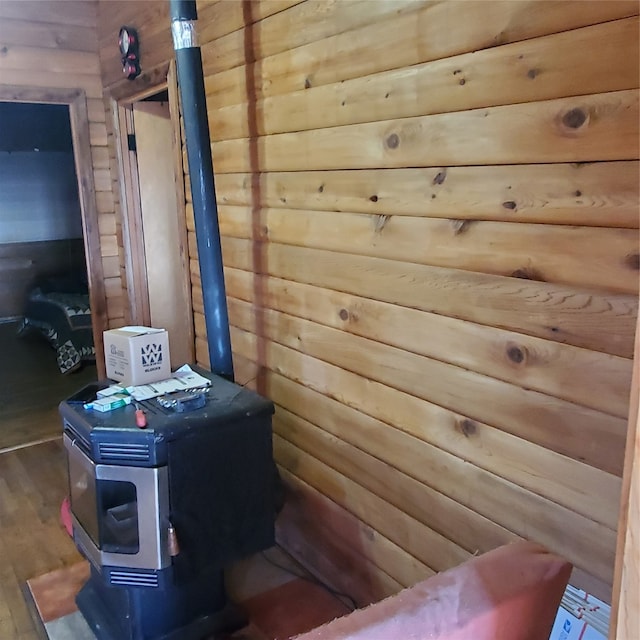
[200, 0, 639, 604]
[98, 0, 640, 606]
[0, 1, 124, 328]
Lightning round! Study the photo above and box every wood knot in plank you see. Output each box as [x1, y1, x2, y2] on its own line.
[374, 214, 391, 233]
[624, 253, 640, 270]
[562, 108, 588, 129]
[450, 219, 471, 235]
[369, 195, 378, 202]
[318, 184, 324, 193]
[432, 169, 447, 185]
[458, 419, 478, 438]
[527, 68, 540, 79]
[502, 200, 517, 210]
[506, 342, 527, 365]
[304, 77, 312, 89]
[385, 133, 400, 149]
[338, 307, 358, 322]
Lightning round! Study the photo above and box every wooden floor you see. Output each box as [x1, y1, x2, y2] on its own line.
[0, 321, 92, 637]
[0, 320, 96, 452]
[0, 439, 81, 639]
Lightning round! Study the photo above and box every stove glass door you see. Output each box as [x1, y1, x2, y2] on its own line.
[66, 435, 100, 547]
[98, 479, 139, 553]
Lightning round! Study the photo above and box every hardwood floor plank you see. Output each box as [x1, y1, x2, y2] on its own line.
[0, 440, 81, 640]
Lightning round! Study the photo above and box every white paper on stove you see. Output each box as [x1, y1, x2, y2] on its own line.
[126, 364, 211, 401]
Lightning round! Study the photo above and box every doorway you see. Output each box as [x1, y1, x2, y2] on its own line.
[112, 69, 194, 369]
[0, 86, 106, 367]
[0, 86, 105, 451]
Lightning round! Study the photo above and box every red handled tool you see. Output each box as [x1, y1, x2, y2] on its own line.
[135, 403, 147, 428]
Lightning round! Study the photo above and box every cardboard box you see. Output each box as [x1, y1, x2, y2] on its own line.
[104, 326, 171, 385]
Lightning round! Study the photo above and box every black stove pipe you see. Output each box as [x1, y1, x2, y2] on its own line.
[170, 0, 234, 381]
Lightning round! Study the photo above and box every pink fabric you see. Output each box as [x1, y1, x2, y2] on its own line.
[293, 541, 571, 640]
[60, 497, 73, 538]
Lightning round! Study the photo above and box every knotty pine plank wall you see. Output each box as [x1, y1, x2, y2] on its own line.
[188, 0, 640, 605]
[0, 1, 124, 328]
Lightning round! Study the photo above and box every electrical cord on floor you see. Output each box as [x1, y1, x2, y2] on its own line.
[260, 549, 358, 612]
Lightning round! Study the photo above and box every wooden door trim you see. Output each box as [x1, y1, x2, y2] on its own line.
[610, 312, 640, 638]
[0, 84, 107, 377]
[108, 63, 194, 363]
[111, 99, 151, 326]
[108, 63, 171, 103]
[108, 63, 172, 329]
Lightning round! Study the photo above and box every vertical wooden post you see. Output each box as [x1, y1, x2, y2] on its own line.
[610, 311, 639, 638]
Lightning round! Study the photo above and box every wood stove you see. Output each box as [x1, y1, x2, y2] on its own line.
[60, 370, 275, 639]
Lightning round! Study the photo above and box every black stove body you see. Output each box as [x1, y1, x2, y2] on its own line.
[60, 371, 275, 640]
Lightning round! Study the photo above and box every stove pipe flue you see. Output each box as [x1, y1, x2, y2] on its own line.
[170, 0, 234, 381]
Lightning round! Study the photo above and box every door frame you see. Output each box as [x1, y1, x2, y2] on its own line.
[0, 84, 107, 376]
[610, 313, 639, 638]
[108, 62, 194, 362]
